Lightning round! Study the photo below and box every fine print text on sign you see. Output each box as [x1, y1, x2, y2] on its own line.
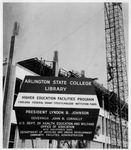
[14, 76, 100, 140]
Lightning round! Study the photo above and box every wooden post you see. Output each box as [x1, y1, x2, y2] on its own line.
[31, 139, 35, 148]
[21, 139, 25, 148]
[35, 138, 41, 148]
[3, 22, 19, 148]
[86, 140, 90, 148]
[13, 126, 19, 148]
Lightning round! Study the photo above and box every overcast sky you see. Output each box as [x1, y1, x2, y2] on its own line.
[3, 2, 129, 87]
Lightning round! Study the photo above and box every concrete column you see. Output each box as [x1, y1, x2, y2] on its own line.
[53, 50, 59, 77]
[3, 22, 19, 148]
[52, 51, 59, 148]
[81, 70, 85, 77]
[3, 65, 16, 148]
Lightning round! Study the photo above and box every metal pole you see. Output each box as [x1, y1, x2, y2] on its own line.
[102, 94, 107, 148]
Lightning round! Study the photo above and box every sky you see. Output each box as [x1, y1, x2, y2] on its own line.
[3, 1, 129, 87]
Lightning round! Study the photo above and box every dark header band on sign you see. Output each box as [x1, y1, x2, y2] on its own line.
[24, 79, 91, 86]
[20, 76, 95, 95]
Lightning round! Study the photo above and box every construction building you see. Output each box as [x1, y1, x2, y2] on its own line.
[3, 57, 128, 148]
[3, 2, 128, 149]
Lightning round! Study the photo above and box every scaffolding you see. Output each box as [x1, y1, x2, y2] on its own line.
[104, 3, 128, 148]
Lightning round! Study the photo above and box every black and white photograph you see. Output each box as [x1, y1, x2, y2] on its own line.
[2, 0, 129, 149]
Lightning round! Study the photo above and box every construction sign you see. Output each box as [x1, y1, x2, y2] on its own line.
[14, 76, 100, 140]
